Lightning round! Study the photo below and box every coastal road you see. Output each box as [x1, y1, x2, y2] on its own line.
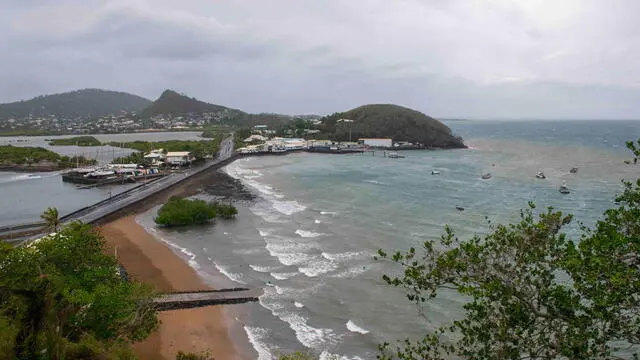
[15, 135, 236, 244]
[73, 135, 235, 225]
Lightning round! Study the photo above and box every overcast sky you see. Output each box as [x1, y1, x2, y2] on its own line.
[2, 0, 639, 119]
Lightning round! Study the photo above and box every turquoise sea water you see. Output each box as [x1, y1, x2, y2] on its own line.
[135, 120, 640, 359]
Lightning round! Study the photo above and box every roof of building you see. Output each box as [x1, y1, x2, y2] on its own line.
[166, 151, 191, 157]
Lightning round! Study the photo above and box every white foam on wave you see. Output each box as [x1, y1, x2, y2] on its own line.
[330, 266, 368, 279]
[269, 251, 315, 267]
[321, 251, 368, 262]
[213, 262, 247, 284]
[364, 179, 388, 186]
[271, 272, 298, 280]
[258, 229, 272, 237]
[250, 264, 282, 273]
[273, 200, 306, 215]
[314, 219, 322, 224]
[320, 351, 365, 360]
[346, 320, 370, 334]
[298, 258, 339, 277]
[294, 301, 304, 308]
[320, 211, 338, 215]
[243, 326, 273, 360]
[295, 229, 325, 238]
[146, 226, 200, 270]
[250, 207, 283, 223]
[279, 312, 342, 349]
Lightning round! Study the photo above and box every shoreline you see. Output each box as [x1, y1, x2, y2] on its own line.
[97, 162, 253, 360]
[101, 215, 245, 360]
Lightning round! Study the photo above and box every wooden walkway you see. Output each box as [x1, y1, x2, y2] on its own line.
[153, 288, 261, 311]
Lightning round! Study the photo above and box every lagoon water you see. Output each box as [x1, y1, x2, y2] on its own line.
[133, 120, 640, 359]
[0, 132, 203, 226]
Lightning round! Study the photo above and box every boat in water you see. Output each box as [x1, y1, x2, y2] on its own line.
[431, 170, 440, 175]
[455, 206, 465, 211]
[62, 166, 165, 186]
[481, 173, 492, 179]
[386, 151, 405, 159]
[570, 167, 578, 174]
[536, 171, 546, 179]
[559, 181, 570, 194]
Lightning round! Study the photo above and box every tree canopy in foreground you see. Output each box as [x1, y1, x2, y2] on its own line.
[376, 140, 640, 360]
[0, 220, 158, 359]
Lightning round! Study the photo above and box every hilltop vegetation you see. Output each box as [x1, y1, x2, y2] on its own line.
[154, 197, 237, 227]
[320, 104, 465, 148]
[139, 89, 294, 128]
[49, 136, 101, 146]
[0, 89, 151, 120]
[139, 90, 230, 118]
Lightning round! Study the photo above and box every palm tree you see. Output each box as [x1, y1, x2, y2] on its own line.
[40, 207, 60, 233]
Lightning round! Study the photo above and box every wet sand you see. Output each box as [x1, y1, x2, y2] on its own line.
[100, 215, 242, 360]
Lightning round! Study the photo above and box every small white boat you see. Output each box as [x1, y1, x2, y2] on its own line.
[536, 171, 546, 179]
[387, 151, 405, 159]
[481, 173, 492, 179]
[431, 170, 440, 175]
[559, 181, 570, 194]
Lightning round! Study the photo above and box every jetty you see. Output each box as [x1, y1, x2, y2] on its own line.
[153, 288, 261, 311]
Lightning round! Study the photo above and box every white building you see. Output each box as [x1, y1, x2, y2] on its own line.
[359, 138, 392, 148]
[166, 151, 193, 166]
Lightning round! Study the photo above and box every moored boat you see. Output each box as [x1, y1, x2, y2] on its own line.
[536, 171, 546, 179]
[559, 180, 570, 194]
[481, 173, 492, 179]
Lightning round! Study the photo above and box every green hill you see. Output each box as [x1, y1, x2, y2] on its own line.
[0, 89, 151, 120]
[320, 104, 466, 148]
[139, 90, 295, 128]
[139, 90, 230, 118]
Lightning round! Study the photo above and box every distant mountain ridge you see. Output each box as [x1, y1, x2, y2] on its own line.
[138, 89, 295, 128]
[320, 104, 466, 149]
[0, 89, 151, 120]
[138, 89, 231, 118]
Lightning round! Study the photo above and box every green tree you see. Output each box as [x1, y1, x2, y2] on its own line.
[376, 140, 640, 360]
[40, 207, 60, 232]
[0, 221, 158, 359]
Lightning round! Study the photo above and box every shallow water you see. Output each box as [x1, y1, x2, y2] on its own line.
[135, 120, 640, 359]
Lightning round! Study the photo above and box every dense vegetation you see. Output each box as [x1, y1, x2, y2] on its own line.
[233, 127, 252, 149]
[105, 139, 220, 161]
[154, 197, 238, 227]
[139, 90, 230, 118]
[0, 129, 61, 137]
[201, 125, 234, 139]
[376, 140, 640, 359]
[319, 104, 466, 148]
[0, 145, 96, 168]
[0, 89, 151, 120]
[49, 136, 102, 146]
[0, 218, 158, 359]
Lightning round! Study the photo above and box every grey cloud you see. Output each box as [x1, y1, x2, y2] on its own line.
[0, 0, 639, 118]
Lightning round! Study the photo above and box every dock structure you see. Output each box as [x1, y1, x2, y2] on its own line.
[153, 288, 261, 311]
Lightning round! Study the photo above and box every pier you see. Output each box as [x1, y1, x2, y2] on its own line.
[153, 288, 261, 311]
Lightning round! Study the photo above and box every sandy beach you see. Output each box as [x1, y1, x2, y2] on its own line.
[100, 215, 243, 360]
